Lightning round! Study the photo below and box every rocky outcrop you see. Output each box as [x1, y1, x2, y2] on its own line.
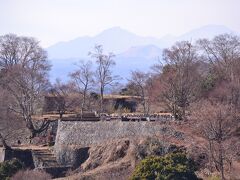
[59, 137, 187, 180]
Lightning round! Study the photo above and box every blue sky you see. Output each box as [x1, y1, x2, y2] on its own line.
[1, 0, 239, 47]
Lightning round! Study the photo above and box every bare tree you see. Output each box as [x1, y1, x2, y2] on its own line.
[159, 41, 200, 120]
[128, 71, 150, 114]
[150, 57, 163, 75]
[197, 34, 240, 81]
[69, 60, 94, 114]
[196, 100, 237, 180]
[89, 45, 118, 113]
[197, 34, 240, 113]
[0, 34, 51, 140]
[49, 80, 78, 118]
[0, 86, 27, 148]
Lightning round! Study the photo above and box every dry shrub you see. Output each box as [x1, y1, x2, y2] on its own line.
[11, 169, 51, 180]
[136, 137, 170, 159]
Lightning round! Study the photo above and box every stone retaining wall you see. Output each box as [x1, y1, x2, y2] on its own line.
[54, 120, 183, 165]
[55, 120, 182, 147]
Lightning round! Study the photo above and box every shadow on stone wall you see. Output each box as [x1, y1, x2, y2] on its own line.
[2, 148, 34, 168]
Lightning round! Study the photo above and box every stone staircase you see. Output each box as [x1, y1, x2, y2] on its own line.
[32, 149, 59, 168]
[32, 148, 71, 178]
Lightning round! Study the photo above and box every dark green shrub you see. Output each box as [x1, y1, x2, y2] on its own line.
[0, 159, 24, 180]
[130, 152, 198, 180]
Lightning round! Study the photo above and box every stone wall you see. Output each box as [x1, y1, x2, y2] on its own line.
[0, 148, 5, 163]
[54, 120, 183, 165]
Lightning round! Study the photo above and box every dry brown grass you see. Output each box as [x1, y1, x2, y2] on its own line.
[11, 169, 52, 180]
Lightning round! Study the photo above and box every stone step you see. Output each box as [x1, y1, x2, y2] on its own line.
[33, 151, 55, 155]
[37, 157, 57, 161]
[32, 149, 72, 178]
[32, 149, 61, 168]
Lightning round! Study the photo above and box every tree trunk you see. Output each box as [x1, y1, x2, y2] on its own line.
[182, 105, 186, 121]
[141, 87, 146, 115]
[208, 140, 214, 172]
[229, 160, 232, 179]
[80, 91, 86, 119]
[26, 116, 50, 142]
[26, 118, 36, 139]
[83, 88, 87, 111]
[219, 142, 225, 180]
[100, 86, 104, 113]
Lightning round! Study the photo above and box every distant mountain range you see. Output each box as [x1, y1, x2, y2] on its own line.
[47, 25, 239, 82]
[47, 26, 163, 59]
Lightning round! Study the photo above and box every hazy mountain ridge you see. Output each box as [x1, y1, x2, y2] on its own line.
[47, 25, 238, 59]
[47, 27, 163, 59]
[176, 25, 236, 42]
[47, 25, 239, 82]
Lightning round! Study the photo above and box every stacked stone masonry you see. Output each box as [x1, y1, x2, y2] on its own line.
[54, 120, 183, 166]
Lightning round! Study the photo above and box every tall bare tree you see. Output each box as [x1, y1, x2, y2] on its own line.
[195, 100, 237, 180]
[128, 71, 150, 114]
[49, 80, 78, 118]
[160, 41, 200, 120]
[0, 34, 51, 139]
[197, 34, 240, 113]
[89, 45, 118, 113]
[69, 60, 94, 113]
[197, 34, 240, 82]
